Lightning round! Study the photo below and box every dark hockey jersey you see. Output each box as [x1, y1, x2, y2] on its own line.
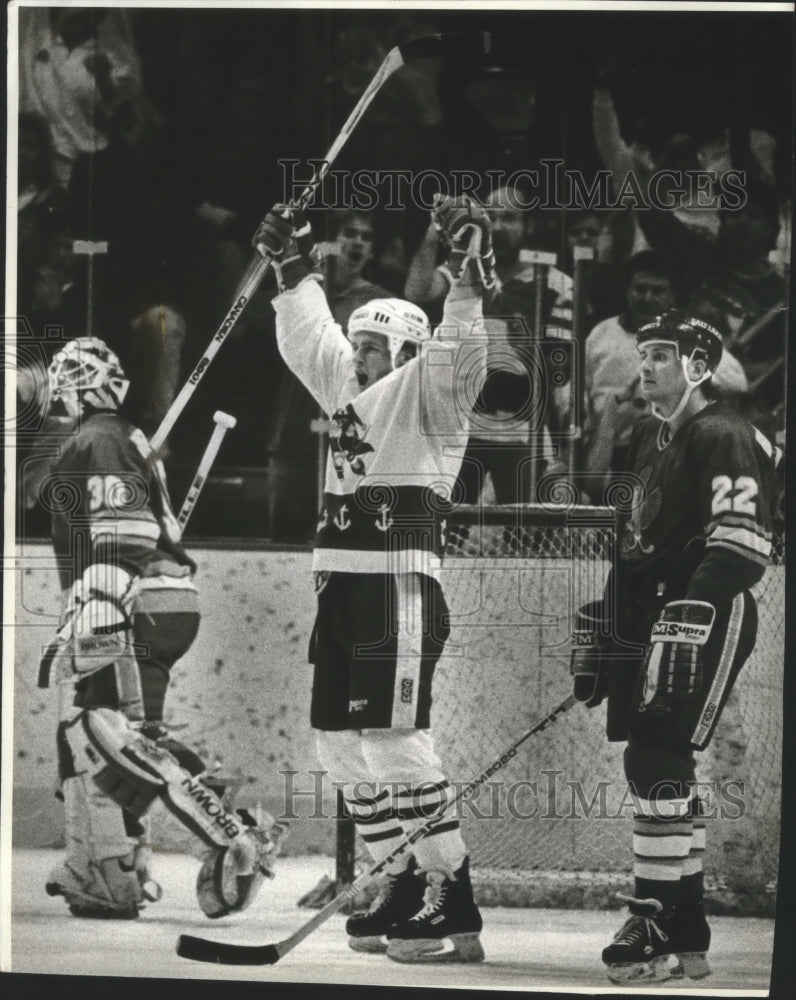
[48, 411, 194, 593]
[616, 402, 777, 611]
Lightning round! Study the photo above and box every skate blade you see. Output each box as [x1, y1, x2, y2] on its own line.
[387, 933, 485, 964]
[605, 956, 673, 985]
[670, 951, 711, 980]
[348, 935, 388, 954]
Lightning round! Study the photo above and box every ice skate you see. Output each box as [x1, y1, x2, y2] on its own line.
[46, 859, 141, 919]
[346, 857, 425, 953]
[602, 893, 710, 984]
[665, 900, 712, 981]
[386, 857, 484, 963]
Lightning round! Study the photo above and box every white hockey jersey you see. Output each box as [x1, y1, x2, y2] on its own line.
[273, 277, 486, 577]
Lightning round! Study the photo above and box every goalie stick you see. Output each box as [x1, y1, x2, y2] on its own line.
[176, 692, 576, 965]
[177, 410, 237, 532]
[150, 29, 492, 452]
[37, 416, 232, 697]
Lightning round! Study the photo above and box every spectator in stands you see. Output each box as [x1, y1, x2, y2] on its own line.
[563, 209, 624, 329]
[583, 251, 748, 500]
[19, 7, 149, 186]
[591, 61, 778, 259]
[324, 210, 392, 328]
[405, 183, 573, 504]
[68, 88, 188, 438]
[21, 210, 86, 344]
[637, 180, 785, 432]
[17, 111, 70, 311]
[687, 79, 776, 187]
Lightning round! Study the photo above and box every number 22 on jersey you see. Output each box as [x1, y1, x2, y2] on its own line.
[711, 475, 758, 517]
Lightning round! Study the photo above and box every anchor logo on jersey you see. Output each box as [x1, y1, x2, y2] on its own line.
[375, 503, 394, 532]
[330, 404, 375, 479]
[333, 504, 351, 531]
[621, 465, 661, 557]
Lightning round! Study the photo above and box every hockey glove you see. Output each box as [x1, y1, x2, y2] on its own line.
[570, 601, 612, 708]
[252, 205, 321, 292]
[640, 600, 715, 715]
[431, 194, 496, 289]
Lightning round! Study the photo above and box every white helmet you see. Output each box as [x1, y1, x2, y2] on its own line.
[348, 298, 431, 363]
[48, 337, 130, 418]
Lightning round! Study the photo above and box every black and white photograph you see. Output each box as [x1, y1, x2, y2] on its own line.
[3, 2, 792, 996]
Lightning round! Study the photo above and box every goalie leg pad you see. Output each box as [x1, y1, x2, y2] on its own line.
[65, 707, 286, 917]
[65, 707, 165, 817]
[46, 774, 148, 918]
[196, 808, 287, 918]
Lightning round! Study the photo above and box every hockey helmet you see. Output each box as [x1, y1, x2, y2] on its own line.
[48, 337, 129, 418]
[348, 298, 431, 363]
[637, 310, 723, 374]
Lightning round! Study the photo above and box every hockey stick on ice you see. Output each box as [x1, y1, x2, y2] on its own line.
[150, 29, 492, 453]
[176, 692, 576, 965]
[177, 410, 237, 532]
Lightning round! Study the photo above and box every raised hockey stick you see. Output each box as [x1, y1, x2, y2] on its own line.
[150, 29, 492, 453]
[176, 691, 576, 965]
[177, 410, 237, 531]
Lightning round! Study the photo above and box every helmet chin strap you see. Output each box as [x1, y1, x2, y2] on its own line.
[650, 352, 712, 424]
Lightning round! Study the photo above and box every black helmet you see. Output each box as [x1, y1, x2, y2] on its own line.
[637, 309, 723, 374]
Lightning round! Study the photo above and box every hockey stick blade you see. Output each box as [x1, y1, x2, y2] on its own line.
[176, 695, 576, 966]
[177, 934, 280, 965]
[399, 29, 492, 63]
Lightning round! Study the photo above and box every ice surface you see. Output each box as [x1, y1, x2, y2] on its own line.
[4, 849, 774, 994]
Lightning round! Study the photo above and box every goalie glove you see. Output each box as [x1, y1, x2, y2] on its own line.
[431, 194, 496, 289]
[640, 600, 716, 715]
[570, 601, 611, 708]
[252, 205, 322, 292]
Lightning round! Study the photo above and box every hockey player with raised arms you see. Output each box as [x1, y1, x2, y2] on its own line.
[253, 196, 491, 963]
[569, 310, 777, 984]
[39, 338, 282, 919]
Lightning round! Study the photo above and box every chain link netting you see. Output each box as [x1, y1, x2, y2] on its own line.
[409, 510, 784, 913]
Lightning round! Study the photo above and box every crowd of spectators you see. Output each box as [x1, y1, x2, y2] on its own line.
[15, 8, 789, 537]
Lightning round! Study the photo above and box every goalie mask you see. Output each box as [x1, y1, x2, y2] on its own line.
[348, 299, 432, 364]
[48, 337, 130, 419]
[637, 310, 723, 422]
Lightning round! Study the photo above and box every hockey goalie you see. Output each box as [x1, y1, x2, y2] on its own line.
[37, 337, 285, 919]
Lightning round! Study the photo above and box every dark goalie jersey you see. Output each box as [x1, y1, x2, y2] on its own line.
[48, 411, 193, 592]
[616, 402, 777, 614]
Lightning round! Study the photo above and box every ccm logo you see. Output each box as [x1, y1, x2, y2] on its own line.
[400, 678, 414, 704]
